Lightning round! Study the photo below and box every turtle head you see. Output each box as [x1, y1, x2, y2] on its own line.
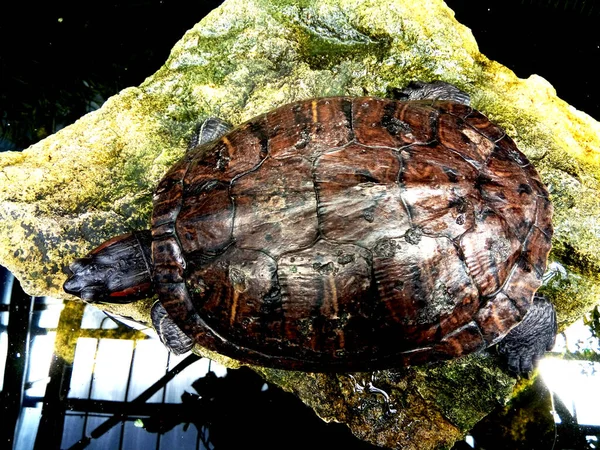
[63, 230, 154, 303]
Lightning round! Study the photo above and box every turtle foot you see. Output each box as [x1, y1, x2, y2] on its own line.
[188, 117, 232, 149]
[498, 295, 557, 376]
[389, 80, 471, 105]
[151, 301, 194, 355]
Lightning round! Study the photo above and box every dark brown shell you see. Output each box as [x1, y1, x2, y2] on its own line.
[151, 97, 553, 371]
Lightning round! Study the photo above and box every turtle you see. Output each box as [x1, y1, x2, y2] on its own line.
[63, 81, 557, 375]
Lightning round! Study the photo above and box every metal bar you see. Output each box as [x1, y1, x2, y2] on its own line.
[65, 399, 190, 416]
[34, 300, 86, 450]
[0, 275, 34, 449]
[66, 352, 200, 450]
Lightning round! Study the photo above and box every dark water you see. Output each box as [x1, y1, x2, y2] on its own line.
[1, 1, 599, 449]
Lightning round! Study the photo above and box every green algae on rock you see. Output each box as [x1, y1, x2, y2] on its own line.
[255, 354, 514, 450]
[1, 0, 600, 449]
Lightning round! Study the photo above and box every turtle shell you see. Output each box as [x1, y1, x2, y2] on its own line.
[151, 97, 553, 371]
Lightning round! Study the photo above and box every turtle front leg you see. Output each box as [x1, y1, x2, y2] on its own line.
[497, 295, 557, 375]
[188, 117, 233, 149]
[390, 80, 471, 105]
[151, 301, 194, 355]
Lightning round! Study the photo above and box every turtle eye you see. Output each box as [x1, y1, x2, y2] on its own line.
[68, 257, 93, 274]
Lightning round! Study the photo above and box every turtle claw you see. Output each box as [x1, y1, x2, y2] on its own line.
[498, 295, 557, 376]
[151, 301, 194, 355]
[505, 354, 535, 378]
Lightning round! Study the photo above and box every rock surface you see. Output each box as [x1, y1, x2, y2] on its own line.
[1, 0, 600, 448]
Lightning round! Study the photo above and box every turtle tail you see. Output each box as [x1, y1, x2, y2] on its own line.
[63, 230, 154, 303]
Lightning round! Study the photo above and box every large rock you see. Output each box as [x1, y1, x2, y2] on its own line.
[1, 0, 599, 448]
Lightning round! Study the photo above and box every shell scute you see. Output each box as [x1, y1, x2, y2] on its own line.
[231, 155, 319, 257]
[438, 113, 496, 165]
[185, 247, 281, 349]
[176, 181, 233, 255]
[373, 235, 479, 345]
[148, 96, 553, 370]
[152, 161, 187, 229]
[474, 292, 523, 345]
[434, 100, 472, 119]
[478, 146, 538, 241]
[352, 99, 436, 147]
[267, 97, 353, 159]
[434, 321, 486, 358]
[152, 236, 186, 284]
[501, 259, 542, 315]
[185, 125, 267, 186]
[277, 240, 373, 357]
[458, 209, 522, 296]
[463, 109, 506, 142]
[534, 196, 554, 239]
[399, 143, 478, 238]
[494, 134, 531, 167]
[315, 144, 408, 246]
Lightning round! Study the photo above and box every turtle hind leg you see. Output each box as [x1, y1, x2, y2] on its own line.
[388, 80, 471, 105]
[188, 117, 233, 150]
[151, 301, 194, 355]
[498, 295, 557, 376]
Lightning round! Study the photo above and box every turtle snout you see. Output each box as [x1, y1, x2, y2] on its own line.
[63, 274, 84, 297]
[63, 257, 102, 301]
[63, 274, 107, 302]
[62, 258, 88, 296]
